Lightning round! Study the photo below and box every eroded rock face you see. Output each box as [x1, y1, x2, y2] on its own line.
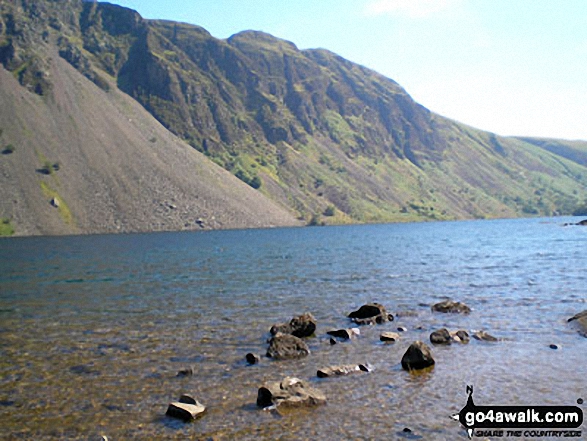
[270, 313, 317, 338]
[431, 300, 471, 314]
[257, 377, 326, 408]
[348, 303, 393, 325]
[266, 333, 310, 359]
[401, 341, 435, 371]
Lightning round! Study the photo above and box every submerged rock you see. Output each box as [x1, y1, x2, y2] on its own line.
[257, 377, 326, 408]
[317, 363, 372, 378]
[431, 300, 471, 314]
[401, 341, 435, 371]
[348, 303, 393, 325]
[270, 313, 317, 338]
[380, 331, 400, 342]
[266, 333, 310, 359]
[472, 330, 498, 342]
[166, 395, 206, 421]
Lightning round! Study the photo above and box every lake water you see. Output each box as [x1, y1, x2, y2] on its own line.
[1, 217, 586, 440]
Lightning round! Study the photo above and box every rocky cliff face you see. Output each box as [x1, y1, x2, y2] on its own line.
[1, 0, 587, 234]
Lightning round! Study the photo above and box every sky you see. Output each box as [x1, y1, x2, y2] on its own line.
[106, 0, 587, 141]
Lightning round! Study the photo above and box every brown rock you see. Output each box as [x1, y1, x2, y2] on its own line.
[270, 313, 317, 338]
[266, 333, 310, 359]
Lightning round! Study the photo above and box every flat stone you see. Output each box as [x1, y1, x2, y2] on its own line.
[380, 331, 400, 342]
[166, 401, 205, 421]
[317, 363, 372, 378]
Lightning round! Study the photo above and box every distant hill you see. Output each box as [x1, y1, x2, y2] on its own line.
[1, 0, 586, 235]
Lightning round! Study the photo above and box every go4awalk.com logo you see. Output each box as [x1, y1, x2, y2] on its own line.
[452, 386, 584, 439]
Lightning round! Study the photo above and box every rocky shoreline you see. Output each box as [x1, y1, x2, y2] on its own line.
[161, 299, 525, 429]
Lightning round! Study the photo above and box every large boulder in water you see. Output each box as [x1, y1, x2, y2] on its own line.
[348, 303, 393, 325]
[257, 377, 326, 408]
[401, 341, 435, 371]
[270, 313, 317, 338]
[431, 300, 471, 314]
[266, 333, 310, 359]
[568, 310, 587, 337]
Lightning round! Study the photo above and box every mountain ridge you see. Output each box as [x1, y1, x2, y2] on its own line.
[1, 0, 586, 236]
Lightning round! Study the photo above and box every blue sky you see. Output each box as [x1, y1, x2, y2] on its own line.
[107, 0, 587, 141]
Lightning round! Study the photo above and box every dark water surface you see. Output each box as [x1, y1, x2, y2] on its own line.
[1, 217, 586, 440]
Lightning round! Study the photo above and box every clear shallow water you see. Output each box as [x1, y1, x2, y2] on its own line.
[0, 217, 586, 440]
